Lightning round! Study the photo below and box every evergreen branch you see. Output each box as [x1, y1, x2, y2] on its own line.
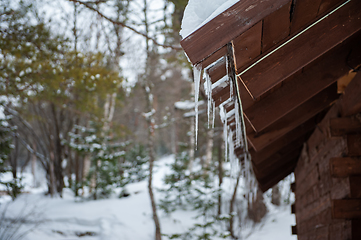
[67, 0, 182, 51]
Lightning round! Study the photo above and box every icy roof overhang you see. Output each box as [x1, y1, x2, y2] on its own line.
[180, 0, 361, 192]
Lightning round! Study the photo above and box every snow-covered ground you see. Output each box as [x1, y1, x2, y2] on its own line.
[0, 155, 296, 240]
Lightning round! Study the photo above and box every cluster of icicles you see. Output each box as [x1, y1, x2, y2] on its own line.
[192, 55, 256, 186]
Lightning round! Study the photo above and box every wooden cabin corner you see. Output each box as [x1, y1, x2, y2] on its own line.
[180, 0, 361, 238]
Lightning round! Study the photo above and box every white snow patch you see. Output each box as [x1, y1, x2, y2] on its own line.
[180, 0, 239, 38]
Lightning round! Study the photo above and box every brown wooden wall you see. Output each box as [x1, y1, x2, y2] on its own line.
[293, 74, 361, 239]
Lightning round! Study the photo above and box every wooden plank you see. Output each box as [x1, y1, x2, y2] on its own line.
[350, 176, 361, 198]
[330, 118, 361, 136]
[251, 119, 314, 164]
[180, 0, 291, 65]
[244, 34, 361, 132]
[262, 1, 291, 52]
[201, 46, 227, 69]
[291, 225, 297, 235]
[253, 145, 302, 177]
[318, 0, 345, 16]
[240, 0, 361, 99]
[330, 157, 361, 177]
[290, 0, 323, 34]
[248, 84, 337, 151]
[252, 132, 308, 165]
[233, 21, 262, 70]
[340, 72, 361, 117]
[332, 199, 361, 219]
[258, 157, 297, 192]
[291, 203, 296, 214]
[347, 134, 361, 157]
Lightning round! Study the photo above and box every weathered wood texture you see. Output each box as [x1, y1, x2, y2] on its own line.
[293, 84, 361, 239]
[290, 0, 323, 34]
[330, 117, 361, 136]
[347, 134, 361, 157]
[262, 1, 291, 52]
[330, 157, 361, 177]
[332, 199, 361, 219]
[244, 33, 361, 132]
[180, 0, 291, 65]
[233, 22, 262, 70]
[240, 0, 361, 99]
[248, 84, 337, 151]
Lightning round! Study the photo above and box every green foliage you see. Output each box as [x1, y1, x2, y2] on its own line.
[0, 119, 12, 170]
[158, 152, 192, 213]
[161, 154, 232, 240]
[67, 122, 149, 199]
[120, 144, 149, 187]
[0, 117, 24, 200]
[0, 1, 124, 118]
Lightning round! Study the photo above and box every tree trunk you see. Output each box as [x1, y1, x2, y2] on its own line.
[271, 184, 281, 206]
[229, 172, 241, 239]
[147, 128, 162, 240]
[247, 188, 267, 223]
[32, 142, 37, 187]
[217, 141, 223, 216]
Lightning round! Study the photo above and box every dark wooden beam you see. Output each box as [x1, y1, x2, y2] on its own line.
[350, 176, 361, 198]
[332, 199, 361, 219]
[248, 84, 337, 151]
[291, 203, 296, 214]
[244, 33, 361, 132]
[253, 145, 302, 177]
[291, 225, 297, 235]
[240, 0, 361, 99]
[290, 0, 323, 34]
[330, 117, 361, 137]
[340, 72, 361, 117]
[180, 0, 291, 65]
[250, 119, 313, 164]
[201, 46, 227, 69]
[257, 156, 297, 192]
[330, 157, 361, 177]
[347, 134, 361, 157]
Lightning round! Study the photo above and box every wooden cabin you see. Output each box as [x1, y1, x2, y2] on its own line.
[180, 0, 361, 239]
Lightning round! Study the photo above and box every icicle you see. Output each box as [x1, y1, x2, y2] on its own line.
[204, 71, 213, 128]
[212, 100, 215, 129]
[228, 130, 239, 178]
[234, 99, 243, 147]
[193, 64, 202, 149]
[219, 104, 228, 162]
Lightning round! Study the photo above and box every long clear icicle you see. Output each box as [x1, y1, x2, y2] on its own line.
[219, 104, 228, 162]
[228, 130, 239, 178]
[212, 101, 215, 128]
[193, 64, 202, 148]
[205, 71, 213, 128]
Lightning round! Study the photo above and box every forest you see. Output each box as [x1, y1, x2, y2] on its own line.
[0, 0, 295, 239]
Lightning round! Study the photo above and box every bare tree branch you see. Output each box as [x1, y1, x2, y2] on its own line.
[67, 0, 182, 51]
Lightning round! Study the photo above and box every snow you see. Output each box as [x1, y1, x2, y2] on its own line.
[174, 100, 204, 110]
[0, 155, 296, 240]
[180, 0, 239, 38]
